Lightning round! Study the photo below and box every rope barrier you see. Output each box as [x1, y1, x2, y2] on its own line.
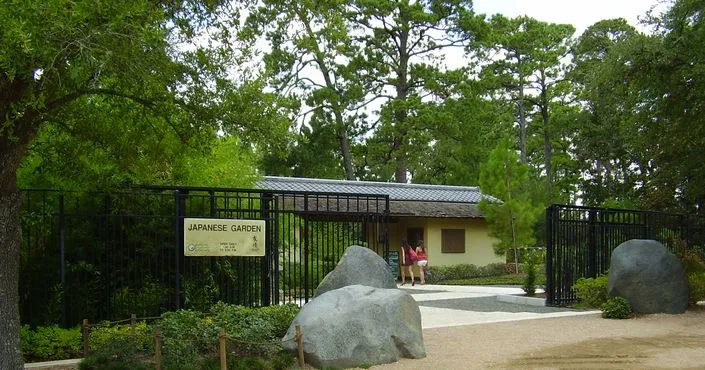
[223, 335, 279, 347]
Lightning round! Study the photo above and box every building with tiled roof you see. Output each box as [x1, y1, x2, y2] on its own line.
[257, 176, 505, 270]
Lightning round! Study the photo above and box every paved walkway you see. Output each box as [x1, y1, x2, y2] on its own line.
[398, 284, 598, 329]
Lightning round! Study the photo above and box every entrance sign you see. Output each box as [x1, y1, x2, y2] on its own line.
[387, 251, 400, 278]
[184, 218, 265, 256]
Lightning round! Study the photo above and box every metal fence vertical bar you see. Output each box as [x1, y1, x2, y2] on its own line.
[545, 205, 555, 305]
[59, 194, 67, 327]
[174, 190, 183, 310]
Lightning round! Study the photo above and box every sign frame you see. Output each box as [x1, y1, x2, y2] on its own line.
[184, 218, 266, 257]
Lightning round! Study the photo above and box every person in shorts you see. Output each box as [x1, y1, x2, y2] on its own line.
[415, 240, 429, 284]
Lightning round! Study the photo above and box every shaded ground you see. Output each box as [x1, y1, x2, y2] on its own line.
[417, 296, 571, 313]
[373, 308, 705, 370]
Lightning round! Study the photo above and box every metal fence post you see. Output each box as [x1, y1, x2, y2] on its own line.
[545, 205, 554, 306]
[303, 194, 309, 303]
[587, 210, 597, 278]
[174, 190, 184, 309]
[261, 192, 272, 306]
[59, 194, 67, 327]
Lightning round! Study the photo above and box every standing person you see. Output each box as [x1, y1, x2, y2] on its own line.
[400, 239, 415, 286]
[415, 240, 429, 285]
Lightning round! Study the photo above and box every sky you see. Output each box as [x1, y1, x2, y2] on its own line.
[472, 0, 662, 35]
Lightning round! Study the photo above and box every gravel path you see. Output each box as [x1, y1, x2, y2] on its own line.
[372, 308, 705, 370]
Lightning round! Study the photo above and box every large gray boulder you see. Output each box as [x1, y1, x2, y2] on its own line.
[608, 239, 689, 314]
[282, 284, 425, 368]
[314, 245, 396, 297]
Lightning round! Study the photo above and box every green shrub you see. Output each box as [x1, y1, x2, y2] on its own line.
[89, 321, 153, 353]
[522, 250, 544, 296]
[80, 303, 299, 369]
[280, 261, 327, 296]
[209, 302, 299, 356]
[159, 310, 214, 366]
[677, 247, 705, 274]
[111, 277, 170, 319]
[479, 263, 507, 277]
[424, 263, 508, 284]
[573, 275, 609, 308]
[688, 272, 705, 305]
[21, 325, 81, 362]
[601, 296, 632, 319]
[79, 337, 151, 370]
[183, 269, 220, 312]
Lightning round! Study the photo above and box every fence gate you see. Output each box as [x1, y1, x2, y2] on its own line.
[545, 204, 705, 306]
[19, 186, 389, 327]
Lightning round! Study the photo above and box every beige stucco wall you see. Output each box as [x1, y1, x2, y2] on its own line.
[387, 217, 504, 270]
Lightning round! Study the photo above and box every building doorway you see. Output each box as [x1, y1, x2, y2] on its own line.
[407, 227, 424, 247]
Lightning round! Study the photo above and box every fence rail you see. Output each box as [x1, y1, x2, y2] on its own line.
[545, 204, 705, 306]
[20, 187, 389, 327]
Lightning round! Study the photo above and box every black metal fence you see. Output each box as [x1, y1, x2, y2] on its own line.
[545, 204, 705, 306]
[20, 187, 389, 327]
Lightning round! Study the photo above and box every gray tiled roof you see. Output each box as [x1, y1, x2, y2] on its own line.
[256, 176, 499, 204]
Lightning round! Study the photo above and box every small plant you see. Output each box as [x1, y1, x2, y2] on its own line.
[601, 296, 632, 319]
[522, 250, 544, 296]
[21, 325, 82, 362]
[688, 272, 705, 305]
[79, 337, 151, 370]
[573, 275, 609, 308]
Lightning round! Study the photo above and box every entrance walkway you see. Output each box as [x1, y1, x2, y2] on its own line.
[398, 284, 598, 329]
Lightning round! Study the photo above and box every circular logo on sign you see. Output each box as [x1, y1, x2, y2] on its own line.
[188, 244, 196, 252]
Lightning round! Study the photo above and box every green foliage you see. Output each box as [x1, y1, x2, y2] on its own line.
[601, 296, 632, 319]
[573, 275, 609, 308]
[20, 325, 81, 362]
[522, 250, 544, 296]
[677, 247, 705, 275]
[79, 337, 152, 370]
[159, 310, 214, 366]
[111, 278, 170, 319]
[687, 272, 705, 306]
[478, 139, 544, 255]
[209, 302, 299, 356]
[280, 261, 328, 296]
[89, 321, 153, 354]
[183, 277, 220, 313]
[443, 272, 546, 286]
[424, 263, 506, 284]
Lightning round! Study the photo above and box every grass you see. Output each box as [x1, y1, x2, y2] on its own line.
[440, 273, 546, 286]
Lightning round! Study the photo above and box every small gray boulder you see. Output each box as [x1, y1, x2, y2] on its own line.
[314, 245, 396, 297]
[282, 284, 425, 368]
[608, 239, 689, 314]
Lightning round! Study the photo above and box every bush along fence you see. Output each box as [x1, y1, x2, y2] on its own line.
[546, 204, 705, 306]
[78, 315, 305, 369]
[68, 302, 300, 369]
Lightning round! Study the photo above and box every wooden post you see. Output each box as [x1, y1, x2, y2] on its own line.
[82, 319, 89, 358]
[295, 325, 304, 368]
[155, 327, 162, 370]
[219, 328, 227, 370]
[130, 314, 136, 338]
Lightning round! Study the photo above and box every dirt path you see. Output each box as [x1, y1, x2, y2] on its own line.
[373, 308, 705, 370]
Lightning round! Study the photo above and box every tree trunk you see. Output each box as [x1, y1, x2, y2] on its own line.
[0, 190, 23, 369]
[517, 55, 527, 164]
[541, 91, 552, 205]
[335, 116, 356, 180]
[0, 124, 37, 369]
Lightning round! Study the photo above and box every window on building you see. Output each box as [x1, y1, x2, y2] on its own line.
[441, 229, 465, 253]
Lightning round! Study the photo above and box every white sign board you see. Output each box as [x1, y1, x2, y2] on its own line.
[184, 218, 265, 256]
